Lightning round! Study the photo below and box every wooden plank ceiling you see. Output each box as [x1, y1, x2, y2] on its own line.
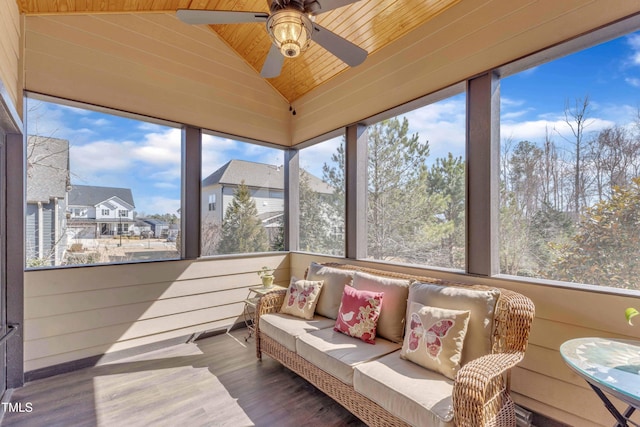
[16, 0, 460, 102]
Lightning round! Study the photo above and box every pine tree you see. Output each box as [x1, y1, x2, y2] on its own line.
[367, 117, 431, 260]
[426, 153, 465, 268]
[217, 181, 269, 254]
[299, 170, 335, 253]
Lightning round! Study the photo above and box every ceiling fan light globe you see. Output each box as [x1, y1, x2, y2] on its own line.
[267, 9, 313, 58]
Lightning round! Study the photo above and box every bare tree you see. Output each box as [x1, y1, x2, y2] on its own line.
[561, 96, 592, 216]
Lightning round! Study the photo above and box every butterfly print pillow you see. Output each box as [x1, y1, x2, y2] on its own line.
[400, 302, 470, 379]
[280, 278, 324, 320]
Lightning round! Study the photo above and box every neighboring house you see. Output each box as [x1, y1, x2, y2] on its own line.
[131, 220, 153, 237]
[25, 136, 71, 265]
[67, 185, 135, 238]
[201, 159, 333, 226]
[140, 218, 169, 238]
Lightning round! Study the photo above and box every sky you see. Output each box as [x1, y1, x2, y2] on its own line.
[26, 30, 640, 215]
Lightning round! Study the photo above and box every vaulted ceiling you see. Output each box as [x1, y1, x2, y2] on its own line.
[15, 0, 459, 102]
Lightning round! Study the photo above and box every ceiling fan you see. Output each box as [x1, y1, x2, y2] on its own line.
[176, 0, 368, 78]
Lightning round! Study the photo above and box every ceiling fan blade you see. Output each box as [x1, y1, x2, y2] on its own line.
[260, 45, 285, 78]
[307, 0, 360, 14]
[312, 24, 367, 67]
[176, 9, 268, 25]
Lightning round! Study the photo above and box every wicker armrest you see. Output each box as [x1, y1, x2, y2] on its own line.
[453, 351, 524, 427]
[256, 289, 287, 317]
[254, 289, 286, 359]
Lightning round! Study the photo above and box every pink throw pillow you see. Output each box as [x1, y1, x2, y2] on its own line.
[334, 285, 383, 344]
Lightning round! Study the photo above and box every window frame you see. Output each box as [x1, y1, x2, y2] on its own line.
[492, 13, 640, 295]
[24, 92, 183, 270]
[197, 128, 288, 259]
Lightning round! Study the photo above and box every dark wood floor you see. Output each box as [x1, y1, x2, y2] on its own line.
[1, 330, 365, 427]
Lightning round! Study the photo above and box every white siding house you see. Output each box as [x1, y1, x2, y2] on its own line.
[67, 185, 135, 238]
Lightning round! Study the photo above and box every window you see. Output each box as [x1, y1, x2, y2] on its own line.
[499, 30, 640, 291]
[208, 194, 216, 211]
[365, 93, 466, 270]
[298, 135, 345, 256]
[200, 132, 285, 256]
[25, 95, 181, 268]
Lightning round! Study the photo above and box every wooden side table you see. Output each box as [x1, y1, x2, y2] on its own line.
[242, 284, 286, 341]
[560, 337, 640, 427]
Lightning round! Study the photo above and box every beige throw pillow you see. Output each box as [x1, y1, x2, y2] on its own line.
[400, 302, 470, 380]
[306, 262, 354, 319]
[280, 277, 324, 320]
[352, 271, 410, 343]
[408, 282, 500, 365]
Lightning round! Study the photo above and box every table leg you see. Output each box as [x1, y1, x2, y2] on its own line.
[587, 383, 629, 427]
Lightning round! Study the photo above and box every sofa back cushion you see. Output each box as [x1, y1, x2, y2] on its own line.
[307, 262, 354, 319]
[352, 271, 410, 343]
[408, 282, 500, 365]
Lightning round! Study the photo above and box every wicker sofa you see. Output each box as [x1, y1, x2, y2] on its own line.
[255, 263, 535, 427]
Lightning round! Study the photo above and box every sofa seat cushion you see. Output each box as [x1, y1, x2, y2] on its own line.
[354, 352, 455, 427]
[296, 328, 401, 385]
[259, 313, 335, 352]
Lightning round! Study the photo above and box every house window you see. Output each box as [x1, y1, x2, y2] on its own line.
[364, 93, 466, 270]
[25, 95, 182, 268]
[299, 135, 345, 256]
[499, 30, 640, 292]
[200, 132, 285, 256]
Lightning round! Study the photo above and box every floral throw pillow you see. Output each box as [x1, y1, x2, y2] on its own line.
[400, 302, 470, 380]
[280, 277, 324, 320]
[334, 285, 383, 344]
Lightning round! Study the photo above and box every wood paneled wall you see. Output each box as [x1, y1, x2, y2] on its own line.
[0, 0, 21, 113]
[290, 253, 640, 427]
[23, 254, 289, 372]
[23, 13, 290, 145]
[292, 0, 640, 144]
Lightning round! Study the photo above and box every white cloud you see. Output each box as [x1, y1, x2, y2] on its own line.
[401, 97, 466, 160]
[626, 77, 640, 87]
[154, 182, 179, 190]
[300, 136, 343, 178]
[131, 128, 182, 166]
[500, 117, 615, 143]
[71, 140, 138, 181]
[501, 97, 526, 108]
[201, 134, 239, 176]
[80, 117, 110, 127]
[627, 33, 640, 65]
[502, 110, 532, 120]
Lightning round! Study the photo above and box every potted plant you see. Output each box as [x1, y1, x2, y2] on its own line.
[626, 307, 639, 325]
[258, 266, 275, 288]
